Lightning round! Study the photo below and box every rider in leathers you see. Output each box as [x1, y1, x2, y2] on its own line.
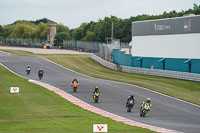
[141, 98, 152, 111]
[71, 78, 79, 86]
[38, 69, 44, 78]
[126, 95, 135, 107]
[93, 86, 100, 95]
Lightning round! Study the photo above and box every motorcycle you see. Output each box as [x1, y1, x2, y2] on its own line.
[140, 103, 150, 117]
[72, 82, 78, 92]
[38, 73, 43, 80]
[93, 92, 100, 103]
[26, 68, 31, 75]
[127, 99, 134, 112]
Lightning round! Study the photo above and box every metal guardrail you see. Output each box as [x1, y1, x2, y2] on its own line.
[91, 54, 200, 82]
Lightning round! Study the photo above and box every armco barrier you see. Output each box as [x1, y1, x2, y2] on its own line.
[91, 54, 117, 70]
[121, 66, 200, 82]
[91, 54, 200, 82]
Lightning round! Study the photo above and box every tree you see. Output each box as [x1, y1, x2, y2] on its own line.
[37, 22, 49, 40]
[193, 4, 200, 15]
[57, 24, 70, 33]
[54, 32, 70, 46]
[81, 31, 96, 42]
[1, 24, 14, 38]
[0, 25, 4, 37]
[31, 18, 50, 25]
[71, 23, 87, 40]
[11, 23, 37, 39]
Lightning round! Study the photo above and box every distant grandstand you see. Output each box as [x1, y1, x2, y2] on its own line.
[130, 15, 200, 59]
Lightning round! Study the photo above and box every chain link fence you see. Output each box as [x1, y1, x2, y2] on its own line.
[63, 40, 121, 61]
[0, 36, 45, 48]
[63, 40, 100, 53]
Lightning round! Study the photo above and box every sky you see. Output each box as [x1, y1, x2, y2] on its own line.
[0, 0, 200, 29]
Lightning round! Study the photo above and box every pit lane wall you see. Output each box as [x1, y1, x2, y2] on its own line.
[91, 53, 200, 82]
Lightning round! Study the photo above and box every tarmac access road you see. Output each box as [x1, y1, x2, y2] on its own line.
[1, 51, 200, 133]
[0, 46, 89, 54]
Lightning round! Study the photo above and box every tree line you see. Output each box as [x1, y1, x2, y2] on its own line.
[0, 4, 200, 46]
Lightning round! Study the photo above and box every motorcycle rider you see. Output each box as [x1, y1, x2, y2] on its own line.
[126, 95, 135, 107]
[26, 65, 31, 70]
[93, 86, 100, 102]
[27, 65, 31, 69]
[93, 86, 100, 94]
[71, 78, 79, 86]
[38, 69, 44, 79]
[26, 65, 31, 74]
[141, 98, 152, 111]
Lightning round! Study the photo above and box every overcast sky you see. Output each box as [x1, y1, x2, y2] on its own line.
[0, 0, 200, 29]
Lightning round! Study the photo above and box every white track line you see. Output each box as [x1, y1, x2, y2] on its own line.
[0, 50, 12, 55]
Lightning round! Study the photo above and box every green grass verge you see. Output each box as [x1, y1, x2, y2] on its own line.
[1, 49, 200, 106]
[0, 65, 154, 133]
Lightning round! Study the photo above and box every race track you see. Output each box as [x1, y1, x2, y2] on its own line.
[1, 52, 200, 133]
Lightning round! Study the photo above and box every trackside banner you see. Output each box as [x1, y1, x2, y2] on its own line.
[10, 87, 19, 93]
[93, 124, 108, 132]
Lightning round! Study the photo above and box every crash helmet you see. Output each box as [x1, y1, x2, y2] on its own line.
[95, 86, 98, 91]
[74, 78, 77, 81]
[146, 98, 151, 103]
[27, 65, 30, 68]
[130, 95, 134, 98]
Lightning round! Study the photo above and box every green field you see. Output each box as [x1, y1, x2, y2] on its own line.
[1, 49, 200, 106]
[0, 64, 154, 133]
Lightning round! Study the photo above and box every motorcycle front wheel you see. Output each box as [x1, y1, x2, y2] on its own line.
[95, 98, 98, 103]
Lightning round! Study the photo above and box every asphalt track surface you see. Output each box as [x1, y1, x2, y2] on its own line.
[1, 52, 200, 133]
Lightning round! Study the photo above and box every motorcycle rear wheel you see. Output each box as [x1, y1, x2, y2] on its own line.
[127, 106, 132, 112]
[95, 99, 98, 103]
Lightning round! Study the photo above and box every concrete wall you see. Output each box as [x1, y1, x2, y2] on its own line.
[91, 53, 200, 82]
[91, 53, 117, 70]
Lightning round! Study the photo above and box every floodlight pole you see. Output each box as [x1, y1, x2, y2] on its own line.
[111, 22, 114, 39]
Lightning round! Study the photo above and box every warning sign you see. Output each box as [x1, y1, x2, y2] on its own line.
[93, 124, 107, 132]
[10, 87, 19, 93]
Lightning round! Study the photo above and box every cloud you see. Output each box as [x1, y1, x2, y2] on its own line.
[0, 0, 200, 28]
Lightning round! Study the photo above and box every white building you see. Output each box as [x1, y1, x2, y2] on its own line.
[130, 15, 200, 59]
